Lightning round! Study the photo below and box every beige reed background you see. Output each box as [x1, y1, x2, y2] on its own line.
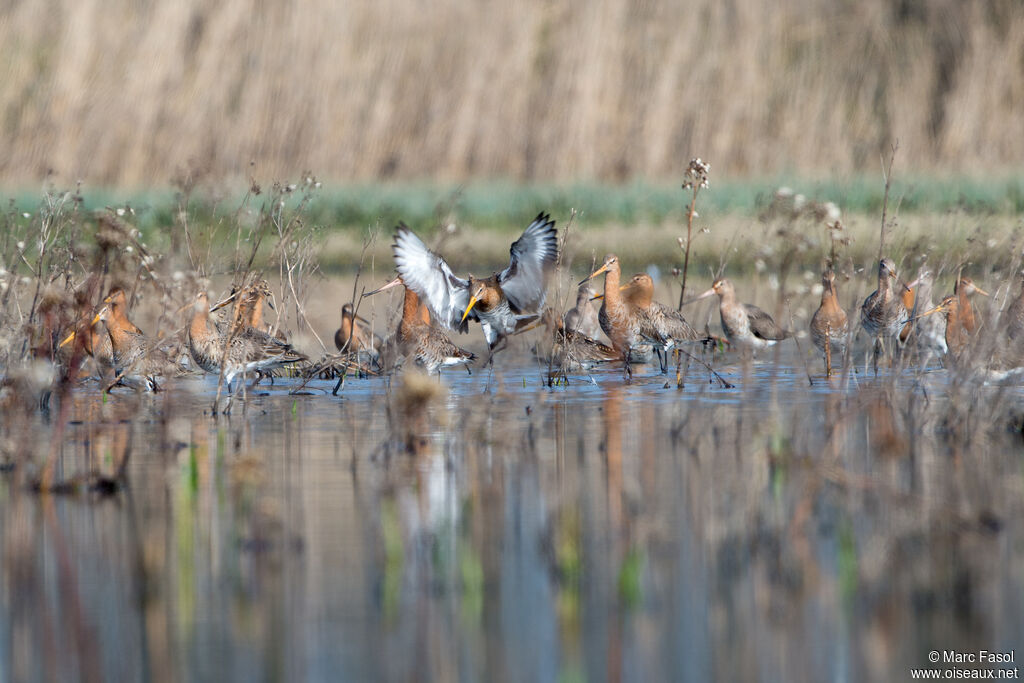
[1, 0, 1022, 186]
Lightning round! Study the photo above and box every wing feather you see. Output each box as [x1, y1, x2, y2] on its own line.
[498, 213, 558, 314]
[392, 224, 470, 332]
[743, 304, 790, 341]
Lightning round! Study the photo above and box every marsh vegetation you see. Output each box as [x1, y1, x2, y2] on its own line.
[0, 172, 1023, 680]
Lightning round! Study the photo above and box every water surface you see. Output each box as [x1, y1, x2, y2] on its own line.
[2, 350, 1023, 681]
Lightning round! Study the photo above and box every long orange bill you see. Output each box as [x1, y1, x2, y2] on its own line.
[907, 303, 947, 323]
[363, 276, 403, 297]
[461, 296, 479, 323]
[59, 331, 77, 348]
[578, 263, 609, 286]
[680, 288, 716, 307]
[974, 286, 990, 296]
[210, 291, 238, 312]
[591, 283, 631, 301]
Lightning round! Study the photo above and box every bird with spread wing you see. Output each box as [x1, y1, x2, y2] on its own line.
[391, 212, 559, 356]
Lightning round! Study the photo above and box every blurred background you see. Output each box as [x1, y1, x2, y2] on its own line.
[2, 0, 1022, 188]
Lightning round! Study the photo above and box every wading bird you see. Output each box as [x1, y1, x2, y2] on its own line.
[60, 305, 115, 372]
[335, 303, 382, 359]
[563, 282, 603, 340]
[621, 273, 700, 373]
[60, 288, 145, 380]
[1002, 272, 1024, 354]
[951, 274, 989, 339]
[694, 278, 790, 352]
[529, 307, 620, 372]
[579, 254, 645, 377]
[391, 213, 558, 356]
[860, 258, 908, 366]
[92, 304, 173, 391]
[365, 277, 475, 376]
[213, 277, 287, 341]
[900, 269, 947, 359]
[809, 269, 849, 375]
[187, 291, 307, 391]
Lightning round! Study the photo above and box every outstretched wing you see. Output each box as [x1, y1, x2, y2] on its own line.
[744, 304, 790, 341]
[392, 223, 471, 332]
[498, 212, 558, 314]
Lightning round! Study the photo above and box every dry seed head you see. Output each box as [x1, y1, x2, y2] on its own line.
[682, 157, 711, 189]
[38, 285, 70, 314]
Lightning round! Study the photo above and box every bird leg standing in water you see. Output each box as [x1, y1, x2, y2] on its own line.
[859, 258, 908, 374]
[824, 326, 832, 378]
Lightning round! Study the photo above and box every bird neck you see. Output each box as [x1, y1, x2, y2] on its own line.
[602, 266, 621, 307]
[402, 287, 426, 327]
[820, 283, 840, 310]
[945, 304, 965, 351]
[110, 303, 134, 329]
[248, 298, 264, 329]
[957, 286, 972, 308]
[190, 306, 212, 340]
[84, 325, 101, 354]
[104, 318, 132, 348]
[635, 285, 653, 308]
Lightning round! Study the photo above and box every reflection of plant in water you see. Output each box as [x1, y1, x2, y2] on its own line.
[552, 507, 582, 632]
[458, 538, 484, 625]
[380, 497, 405, 624]
[617, 547, 644, 609]
[838, 518, 858, 606]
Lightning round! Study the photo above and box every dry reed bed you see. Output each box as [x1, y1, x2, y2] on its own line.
[2, 0, 1023, 185]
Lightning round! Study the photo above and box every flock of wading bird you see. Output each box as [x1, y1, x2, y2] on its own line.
[55, 210, 1024, 396]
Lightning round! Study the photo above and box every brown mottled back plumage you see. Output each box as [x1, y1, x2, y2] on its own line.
[187, 291, 307, 386]
[394, 285, 475, 375]
[622, 274, 699, 347]
[860, 258, 907, 340]
[1005, 274, 1024, 343]
[533, 307, 619, 370]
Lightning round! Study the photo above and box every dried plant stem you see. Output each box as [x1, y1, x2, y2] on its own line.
[878, 141, 899, 261]
[678, 185, 699, 311]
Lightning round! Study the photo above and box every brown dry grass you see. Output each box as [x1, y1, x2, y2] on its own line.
[2, 0, 1023, 186]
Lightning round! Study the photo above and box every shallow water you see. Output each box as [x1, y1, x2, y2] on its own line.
[2, 349, 1024, 682]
